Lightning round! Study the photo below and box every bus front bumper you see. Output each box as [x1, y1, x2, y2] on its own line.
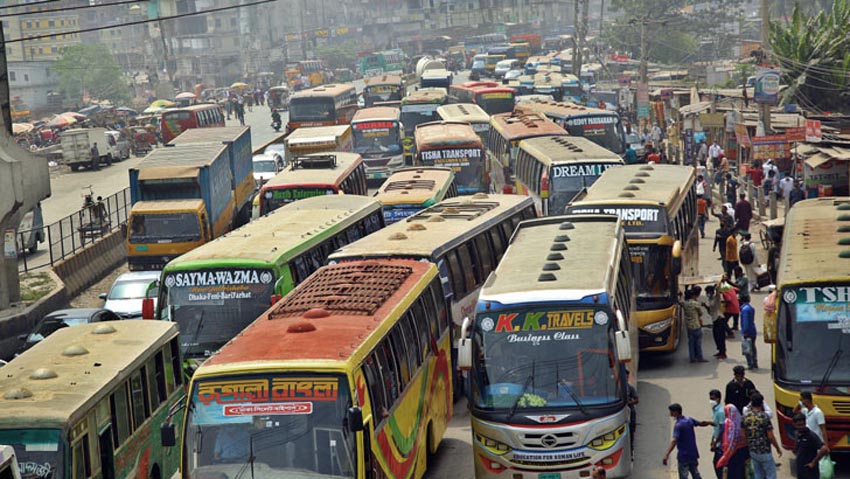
[637, 306, 678, 352]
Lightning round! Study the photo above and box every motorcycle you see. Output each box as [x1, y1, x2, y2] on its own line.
[271, 112, 282, 132]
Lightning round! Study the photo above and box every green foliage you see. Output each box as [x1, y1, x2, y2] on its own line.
[769, 0, 850, 113]
[53, 44, 131, 105]
[314, 42, 360, 70]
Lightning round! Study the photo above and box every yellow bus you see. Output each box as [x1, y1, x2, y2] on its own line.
[284, 124, 354, 160]
[0, 321, 184, 479]
[566, 164, 698, 352]
[374, 166, 459, 224]
[767, 197, 850, 452]
[515, 135, 624, 215]
[436, 103, 491, 144]
[175, 259, 452, 478]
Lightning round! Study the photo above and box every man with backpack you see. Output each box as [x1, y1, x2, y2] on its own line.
[738, 233, 759, 291]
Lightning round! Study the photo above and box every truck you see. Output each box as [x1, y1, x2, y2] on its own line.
[126, 143, 236, 271]
[59, 128, 121, 171]
[0, 445, 21, 479]
[168, 126, 254, 225]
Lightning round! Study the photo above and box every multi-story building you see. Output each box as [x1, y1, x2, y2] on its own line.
[0, 3, 81, 61]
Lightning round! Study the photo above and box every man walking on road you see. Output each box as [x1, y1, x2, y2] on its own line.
[663, 403, 714, 479]
[681, 288, 708, 363]
[742, 393, 782, 479]
[725, 366, 756, 412]
[793, 413, 829, 479]
[794, 391, 827, 443]
[709, 389, 725, 479]
[740, 296, 758, 369]
[734, 193, 752, 235]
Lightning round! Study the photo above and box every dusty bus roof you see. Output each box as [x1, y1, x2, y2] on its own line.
[415, 121, 480, 148]
[436, 103, 490, 123]
[168, 125, 249, 145]
[515, 98, 614, 118]
[284, 125, 350, 143]
[261, 152, 362, 188]
[290, 83, 355, 99]
[490, 111, 568, 139]
[778, 197, 850, 285]
[166, 195, 382, 269]
[480, 214, 623, 303]
[374, 167, 455, 205]
[569, 164, 695, 208]
[198, 259, 435, 371]
[0, 321, 177, 430]
[352, 107, 400, 122]
[329, 193, 533, 261]
[364, 74, 403, 86]
[402, 88, 448, 104]
[518, 135, 623, 165]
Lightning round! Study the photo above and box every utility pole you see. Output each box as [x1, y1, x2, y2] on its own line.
[599, 0, 605, 33]
[759, 0, 771, 133]
[639, 18, 647, 83]
[0, 21, 13, 135]
[299, 0, 307, 60]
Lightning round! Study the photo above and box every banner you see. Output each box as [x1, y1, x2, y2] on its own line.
[752, 134, 789, 160]
[735, 123, 751, 147]
[785, 127, 806, 142]
[754, 68, 781, 105]
[637, 82, 649, 119]
[805, 119, 822, 142]
[700, 113, 725, 128]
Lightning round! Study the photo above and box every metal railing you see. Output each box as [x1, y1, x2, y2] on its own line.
[17, 188, 131, 272]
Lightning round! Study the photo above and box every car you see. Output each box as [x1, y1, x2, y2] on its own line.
[494, 59, 520, 79]
[626, 132, 645, 159]
[99, 271, 160, 318]
[503, 69, 523, 81]
[252, 153, 282, 188]
[470, 60, 486, 80]
[16, 308, 121, 355]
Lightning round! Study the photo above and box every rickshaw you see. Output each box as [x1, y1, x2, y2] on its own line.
[267, 86, 290, 112]
[131, 126, 156, 156]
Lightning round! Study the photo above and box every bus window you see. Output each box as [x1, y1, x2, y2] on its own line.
[430, 280, 450, 333]
[489, 227, 506, 262]
[363, 355, 388, 418]
[129, 370, 149, 429]
[389, 328, 410, 385]
[446, 251, 466, 296]
[375, 341, 399, 401]
[474, 234, 495, 278]
[146, 359, 161, 411]
[72, 432, 91, 479]
[399, 315, 421, 372]
[410, 299, 430, 359]
[109, 383, 132, 447]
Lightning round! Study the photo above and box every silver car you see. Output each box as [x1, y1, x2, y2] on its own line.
[100, 271, 160, 318]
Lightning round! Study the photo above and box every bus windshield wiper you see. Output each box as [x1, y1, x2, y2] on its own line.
[818, 338, 843, 393]
[507, 360, 535, 422]
[561, 380, 589, 416]
[234, 434, 255, 479]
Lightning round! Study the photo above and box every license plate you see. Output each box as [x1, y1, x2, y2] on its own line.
[539, 474, 561, 479]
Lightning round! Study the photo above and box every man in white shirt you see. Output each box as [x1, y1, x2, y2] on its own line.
[763, 159, 779, 179]
[708, 141, 722, 162]
[650, 124, 662, 147]
[795, 391, 827, 442]
[779, 175, 795, 198]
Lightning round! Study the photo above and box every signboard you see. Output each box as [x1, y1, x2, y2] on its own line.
[699, 113, 725, 128]
[660, 89, 673, 100]
[734, 123, 751, 147]
[752, 134, 789, 160]
[567, 205, 666, 233]
[803, 157, 849, 188]
[197, 377, 339, 405]
[420, 147, 482, 170]
[805, 119, 822, 142]
[618, 88, 632, 107]
[683, 128, 694, 165]
[784, 287, 850, 332]
[754, 68, 781, 105]
[637, 82, 649, 119]
[785, 127, 806, 143]
[3, 229, 15, 258]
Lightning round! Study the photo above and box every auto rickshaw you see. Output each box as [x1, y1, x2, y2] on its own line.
[131, 126, 155, 156]
[267, 86, 290, 112]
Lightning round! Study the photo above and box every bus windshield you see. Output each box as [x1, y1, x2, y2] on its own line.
[129, 213, 201, 244]
[476, 92, 515, 115]
[0, 428, 63, 479]
[353, 121, 402, 156]
[185, 373, 357, 478]
[564, 114, 624, 154]
[365, 85, 402, 103]
[630, 244, 674, 308]
[262, 187, 337, 213]
[290, 98, 335, 122]
[777, 285, 850, 385]
[419, 147, 486, 194]
[549, 163, 620, 214]
[163, 267, 277, 358]
[400, 105, 439, 136]
[471, 306, 620, 411]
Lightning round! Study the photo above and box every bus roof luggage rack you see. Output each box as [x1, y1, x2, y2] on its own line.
[383, 179, 437, 191]
[291, 154, 337, 170]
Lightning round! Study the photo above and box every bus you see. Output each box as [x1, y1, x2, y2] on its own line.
[509, 41, 531, 64]
[287, 83, 358, 133]
[284, 124, 354, 160]
[259, 152, 368, 215]
[437, 103, 491, 143]
[512, 72, 583, 103]
[351, 107, 405, 181]
[358, 49, 406, 76]
[457, 213, 636, 478]
[285, 60, 326, 89]
[415, 121, 488, 194]
[153, 195, 385, 360]
[767, 197, 850, 452]
[485, 111, 568, 192]
[449, 82, 517, 115]
[160, 103, 225, 143]
[329, 193, 537, 398]
[362, 75, 405, 108]
[516, 99, 627, 156]
[0, 321, 184, 479]
[515, 135, 624, 215]
[174, 259, 452, 479]
[400, 88, 449, 163]
[565, 164, 698, 352]
[374, 166, 458, 224]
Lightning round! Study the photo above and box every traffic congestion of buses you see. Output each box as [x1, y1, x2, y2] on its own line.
[4, 31, 848, 479]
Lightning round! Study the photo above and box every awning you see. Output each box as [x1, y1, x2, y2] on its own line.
[679, 101, 712, 116]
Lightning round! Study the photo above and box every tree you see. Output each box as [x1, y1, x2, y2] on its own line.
[314, 42, 360, 70]
[769, 0, 850, 113]
[53, 44, 131, 106]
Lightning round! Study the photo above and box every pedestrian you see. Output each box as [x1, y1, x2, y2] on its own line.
[740, 295, 758, 369]
[794, 391, 827, 442]
[709, 140, 722, 168]
[793, 413, 829, 479]
[763, 159, 778, 180]
[696, 174, 708, 198]
[725, 173, 738, 205]
[725, 230, 739, 278]
[626, 370, 638, 458]
[743, 389, 774, 419]
[646, 147, 660, 164]
[716, 404, 748, 479]
[697, 139, 708, 165]
[90, 142, 100, 171]
[711, 204, 734, 230]
[749, 160, 765, 188]
[651, 122, 663, 148]
[706, 286, 727, 359]
[720, 278, 741, 333]
[725, 365, 756, 412]
[709, 389, 725, 479]
[713, 224, 731, 272]
[681, 288, 708, 363]
[662, 403, 714, 479]
[789, 181, 806, 207]
[778, 174, 794, 199]
[697, 195, 708, 238]
[734, 266, 750, 304]
[763, 169, 777, 204]
[741, 392, 782, 479]
[625, 143, 638, 164]
[734, 193, 752, 235]
[738, 233, 759, 291]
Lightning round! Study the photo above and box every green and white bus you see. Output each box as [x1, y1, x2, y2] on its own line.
[0, 321, 184, 479]
[153, 195, 385, 360]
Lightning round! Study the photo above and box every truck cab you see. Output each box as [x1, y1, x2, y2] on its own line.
[126, 200, 210, 271]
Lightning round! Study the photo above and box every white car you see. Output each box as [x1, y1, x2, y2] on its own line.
[253, 153, 282, 188]
[99, 271, 160, 318]
[494, 59, 520, 79]
[503, 69, 523, 81]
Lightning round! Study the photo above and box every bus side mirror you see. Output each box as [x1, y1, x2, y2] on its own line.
[270, 294, 282, 305]
[141, 298, 155, 320]
[458, 317, 473, 370]
[347, 407, 364, 433]
[671, 240, 682, 275]
[161, 422, 176, 447]
[615, 310, 632, 364]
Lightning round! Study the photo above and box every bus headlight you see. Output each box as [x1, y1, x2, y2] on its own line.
[643, 318, 672, 334]
[475, 433, 511, 455]
[588, 424, 627, 451]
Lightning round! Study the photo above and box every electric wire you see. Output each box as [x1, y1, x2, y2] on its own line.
[0, 0, 149, 17]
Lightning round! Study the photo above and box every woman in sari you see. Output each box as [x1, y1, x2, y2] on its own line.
[716, 404, 749, 478]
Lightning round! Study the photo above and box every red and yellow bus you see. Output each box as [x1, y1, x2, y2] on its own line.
[177, 259, 453, 479]
[485, 111, 568, 192]
[449, 82, 517, 115]
[159, 103, 225, 143]
[415, 121, 488, 194]
[259, 152, 368, 215]
[287, 83, 359, 133]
